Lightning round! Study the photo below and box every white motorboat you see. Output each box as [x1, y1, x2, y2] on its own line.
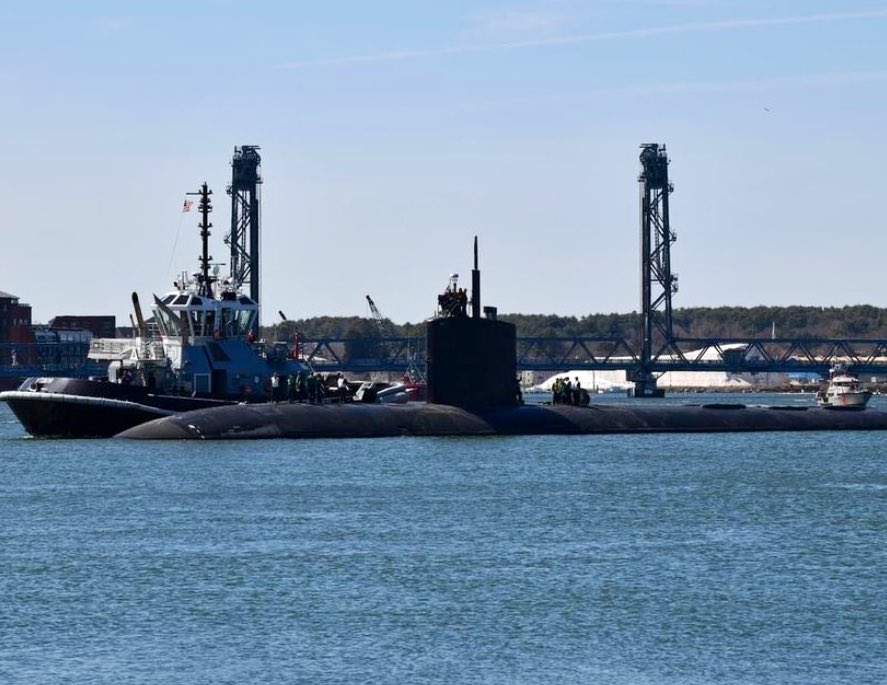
[816, 364, 872, 409]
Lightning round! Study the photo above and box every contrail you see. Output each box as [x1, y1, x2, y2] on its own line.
[276, 9, 887, 69]
[607, 69, 887, 97]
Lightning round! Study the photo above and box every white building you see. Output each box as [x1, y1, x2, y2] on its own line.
[529, 344, 790, 392]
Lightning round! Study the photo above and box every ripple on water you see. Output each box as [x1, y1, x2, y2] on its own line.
[0, 405, 885, 684]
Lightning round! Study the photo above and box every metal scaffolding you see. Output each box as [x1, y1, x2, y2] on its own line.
[634, 143, 679, 397]
[226, 145, 262, 329]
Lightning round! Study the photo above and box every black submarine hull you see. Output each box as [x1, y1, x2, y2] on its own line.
[116, 401, 887, 440]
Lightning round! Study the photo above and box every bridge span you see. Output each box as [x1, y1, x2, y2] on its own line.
[296, 335, 887, 378]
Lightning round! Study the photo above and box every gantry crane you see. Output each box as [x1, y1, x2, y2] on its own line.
[226, 145, 262, 333]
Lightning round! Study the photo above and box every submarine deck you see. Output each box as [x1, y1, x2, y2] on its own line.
[115, 401, 887, 440]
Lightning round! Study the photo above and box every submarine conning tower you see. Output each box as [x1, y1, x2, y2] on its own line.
[426, 237, 518, 411]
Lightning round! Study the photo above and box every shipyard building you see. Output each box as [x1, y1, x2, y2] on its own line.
[0, 291, 32, 344]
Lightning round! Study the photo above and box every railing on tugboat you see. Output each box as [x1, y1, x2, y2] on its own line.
[88, 338, 167, 361]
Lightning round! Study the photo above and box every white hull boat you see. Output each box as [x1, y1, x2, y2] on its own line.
[816, 365, 872, 409]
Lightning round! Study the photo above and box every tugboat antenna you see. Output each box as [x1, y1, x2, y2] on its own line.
[187, 183, 213, 297]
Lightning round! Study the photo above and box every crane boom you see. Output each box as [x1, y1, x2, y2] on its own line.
[365, 294, 426, 384]
[366, 295, 391, 337]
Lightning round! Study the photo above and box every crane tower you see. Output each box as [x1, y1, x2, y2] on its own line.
[633, 143, 678, 397]
[226, 145, 262, 330]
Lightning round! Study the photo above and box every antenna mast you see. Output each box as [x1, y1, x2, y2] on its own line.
[186, 183, 213, 298]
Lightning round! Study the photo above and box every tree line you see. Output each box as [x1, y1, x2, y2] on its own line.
[263, 305, 887, 343]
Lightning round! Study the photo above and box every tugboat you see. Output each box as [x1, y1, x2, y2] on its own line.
[0, 182, 313, 437]
[816, 363, 872, 409]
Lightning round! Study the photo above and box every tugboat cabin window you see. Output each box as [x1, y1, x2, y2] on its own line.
[217, 308, 255, 337]
[204, 310, 216, 337]
[235, 310, 254, 335]
[189, 311, 203, 337]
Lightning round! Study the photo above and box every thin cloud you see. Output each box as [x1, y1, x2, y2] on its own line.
[469, 7, 571, 38]
[97, 18, 128, 32]
[404, 69, 887, 116]
[276, 9, 887, 69]
[600, 0, 717, 6]
[608, 69, 887, 98]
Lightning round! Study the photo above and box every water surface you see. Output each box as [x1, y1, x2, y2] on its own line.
[1, 398, 885, 684]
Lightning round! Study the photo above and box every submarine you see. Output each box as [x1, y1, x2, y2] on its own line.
[119, 239, 887, 440]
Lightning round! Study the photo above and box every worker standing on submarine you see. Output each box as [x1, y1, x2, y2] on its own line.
[315, 373, 326, 404]
[296, 371, 306, 402]
[270, 372, 281, 403]
[337, 373, 347, 404]
[305, 372, 316, 404]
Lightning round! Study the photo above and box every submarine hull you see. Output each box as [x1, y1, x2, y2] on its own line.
[117, 402, 497, 439]
[116, 401, 887, 440]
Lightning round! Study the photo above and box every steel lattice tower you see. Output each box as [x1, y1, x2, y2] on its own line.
[634, 143, 678, 397]
[226, 145, 262, 326]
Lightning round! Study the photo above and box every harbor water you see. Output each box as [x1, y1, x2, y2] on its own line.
[1, 394, 885, 684]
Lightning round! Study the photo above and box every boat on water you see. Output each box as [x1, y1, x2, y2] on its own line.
[815, 363, 872, 409]
[0, 182, 321, 437]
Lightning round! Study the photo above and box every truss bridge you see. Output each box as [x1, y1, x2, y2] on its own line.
[293, 335, 887, 378]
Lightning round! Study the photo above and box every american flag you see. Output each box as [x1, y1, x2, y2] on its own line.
[182, 198, 193, 213]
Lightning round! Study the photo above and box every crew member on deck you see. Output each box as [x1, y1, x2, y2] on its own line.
[287, 373, 298, 402]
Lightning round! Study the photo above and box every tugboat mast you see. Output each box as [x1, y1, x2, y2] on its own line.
[187, 183, 213, 297]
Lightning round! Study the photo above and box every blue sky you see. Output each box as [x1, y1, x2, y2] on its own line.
[2, 1, 886, 326]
